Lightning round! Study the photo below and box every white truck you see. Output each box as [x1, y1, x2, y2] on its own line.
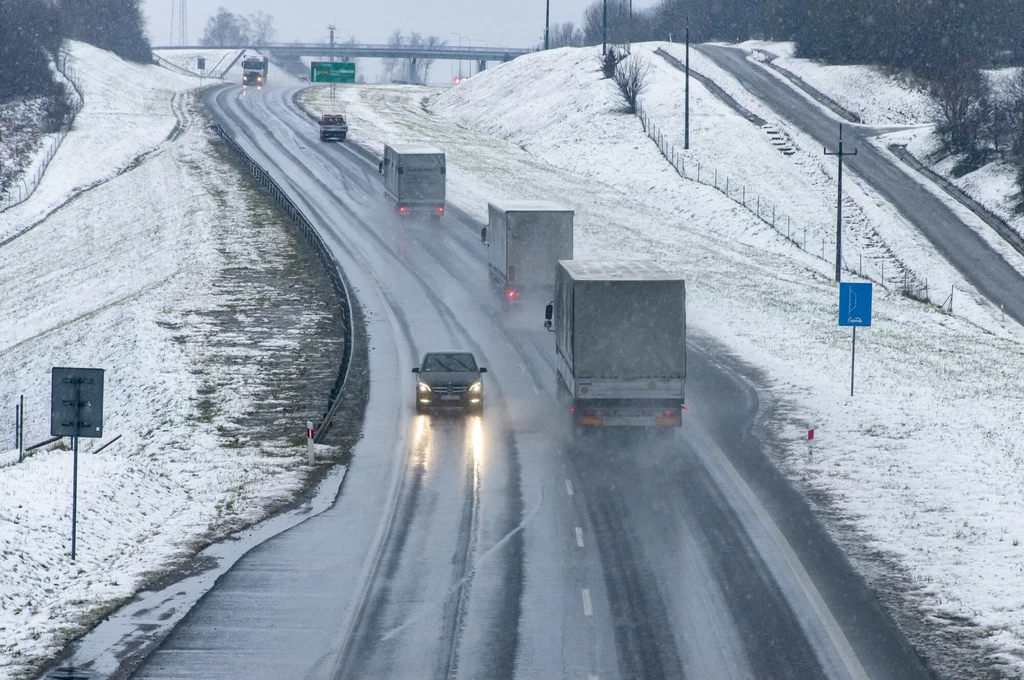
[378, 144, 446, 219]
[241, 55, 269, 88]
[544, 260, 686, 429]
[481, 201, 574, 301]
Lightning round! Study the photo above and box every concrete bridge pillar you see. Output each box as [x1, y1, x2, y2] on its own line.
[478, 59, 487, 72]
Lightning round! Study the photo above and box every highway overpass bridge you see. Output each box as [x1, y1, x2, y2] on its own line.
[154, 42, 535, 75]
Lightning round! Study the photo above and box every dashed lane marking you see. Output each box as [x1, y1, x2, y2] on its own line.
[582, 589, 593, 617]
[566, 479, 574, 496]
[575, 527, 585, 548]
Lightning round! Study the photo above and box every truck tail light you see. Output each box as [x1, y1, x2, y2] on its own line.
[664, 410, 673, 416]
[398, 205, 407, 213]
[436, 206, 444, 214]
[506, 288, 518, 299]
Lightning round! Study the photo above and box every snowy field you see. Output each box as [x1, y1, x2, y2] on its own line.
[0, 46, 341, 677]
[303, 46, 1024, 675]
[152, 48, 243, 78]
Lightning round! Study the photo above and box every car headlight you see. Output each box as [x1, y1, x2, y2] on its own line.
[418, 382, 432, 393]
[469, 382, 482, 393]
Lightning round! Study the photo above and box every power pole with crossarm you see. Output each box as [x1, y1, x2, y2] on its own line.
[824, 124, 858, 283]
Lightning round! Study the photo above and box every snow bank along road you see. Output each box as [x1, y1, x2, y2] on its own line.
[699, 44, 1024, 326]
[119, 80, 937, 679]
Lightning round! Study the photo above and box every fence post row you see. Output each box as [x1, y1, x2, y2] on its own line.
[209, 124, 355, 441]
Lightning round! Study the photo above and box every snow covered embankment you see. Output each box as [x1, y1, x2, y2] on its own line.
[0, 41, 198, 244]
[0, 45, 342, 678]
[314, 46, 1024, 676]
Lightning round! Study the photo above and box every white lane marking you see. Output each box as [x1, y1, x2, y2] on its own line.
[575, 527, 585, 548]
[582, 589, 593, 617]
[566, 479, 574, 496]
[701, 431, 871, 680]
[589, 676, 599, 680]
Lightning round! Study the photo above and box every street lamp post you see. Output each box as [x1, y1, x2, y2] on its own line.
[602, 0, 608, 54]
[450, 32, 463, 81]
[545, 0, 551, 50]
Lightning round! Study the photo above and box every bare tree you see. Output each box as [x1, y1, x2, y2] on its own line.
[420, 35, 447, 83]
[932, 65, 990, 162]
[383, 29, 403, 82]
[200, 7, 249, 46]
[247, 11, 276, 45]
[551, 22, 584, 48]
[612, 53, 651, 113]
[404, 31, 423, 84]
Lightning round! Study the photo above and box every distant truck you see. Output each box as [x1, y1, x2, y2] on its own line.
[241, 56, 269, 88]
[481, 201, 573, 300]
[319, 114, 348, 141]
[378, 144, 446, 218]
[544, 260, 686, 429]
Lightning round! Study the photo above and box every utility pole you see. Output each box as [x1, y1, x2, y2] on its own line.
[545, 0, 550, 50]
[824, 124, 858, 283]
[328, 24, 335, 62]
[602, 0, 608, 54]
[684, 17, 690, 149]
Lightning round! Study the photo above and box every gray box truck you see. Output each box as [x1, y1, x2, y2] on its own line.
[378, 144, 446, 218]
[544, 260, 686, 428]
[482, 201, 574, 300]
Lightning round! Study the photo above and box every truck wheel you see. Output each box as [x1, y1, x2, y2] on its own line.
[340, 133, 347, 141]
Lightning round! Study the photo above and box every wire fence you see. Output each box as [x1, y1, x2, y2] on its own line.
[0, 50, 85, 214]
[209, 124, 355, 441]
[634, 100, 952, 312]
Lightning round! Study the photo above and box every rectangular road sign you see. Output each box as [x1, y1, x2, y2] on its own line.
[50, 367, 105, 438]
[839, 282, 872, 327]
[197, 56, 206, 71]
[311, 61, 356, 83]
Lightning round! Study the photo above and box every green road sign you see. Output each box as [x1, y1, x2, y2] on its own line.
[311, 61, 356, 83]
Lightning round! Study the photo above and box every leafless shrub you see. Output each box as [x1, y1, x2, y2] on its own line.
[598, 46, 624, 79]
[612, 53, 650, 113]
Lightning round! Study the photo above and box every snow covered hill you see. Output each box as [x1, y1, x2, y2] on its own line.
[0, 43, 341, 678]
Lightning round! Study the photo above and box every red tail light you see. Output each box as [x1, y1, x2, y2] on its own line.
[664, 410, 673, 416]
[570, 407, 576, 413]
[436, 206, 444, 214]
[398, 206, 407, 213]
[506, 288, 518, 299]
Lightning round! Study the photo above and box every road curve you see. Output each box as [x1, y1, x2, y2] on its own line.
[699, 43, 1024, 326]
[125, 79, 935, 680]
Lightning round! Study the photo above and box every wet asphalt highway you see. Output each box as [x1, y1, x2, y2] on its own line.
[125, 78, 937, 680]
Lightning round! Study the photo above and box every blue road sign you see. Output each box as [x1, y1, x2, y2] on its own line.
[839, 282, 872, 327]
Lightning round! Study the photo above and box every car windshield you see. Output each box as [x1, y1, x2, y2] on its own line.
[422, 353, 476, 372]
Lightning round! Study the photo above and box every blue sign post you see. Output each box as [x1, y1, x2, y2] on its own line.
[839, 283, 872, 396]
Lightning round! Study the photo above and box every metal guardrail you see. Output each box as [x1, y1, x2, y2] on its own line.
[209, 124, 355, 443]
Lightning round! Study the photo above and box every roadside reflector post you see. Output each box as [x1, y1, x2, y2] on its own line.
[808, 429, 814, 440]
[307, 421, 315, 465]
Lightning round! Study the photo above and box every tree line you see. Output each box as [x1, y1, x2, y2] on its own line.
[579, 0, 1024, 205]
[1, 0, 150, 122]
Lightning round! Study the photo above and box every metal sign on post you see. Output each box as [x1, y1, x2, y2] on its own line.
[197, 56, 206, 71]
[50, 367, 105, 560]
[838, 283, 872, 396]
[310, 61, 356, 83]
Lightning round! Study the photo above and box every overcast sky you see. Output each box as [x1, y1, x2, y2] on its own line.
[146, 0, 659, 47]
